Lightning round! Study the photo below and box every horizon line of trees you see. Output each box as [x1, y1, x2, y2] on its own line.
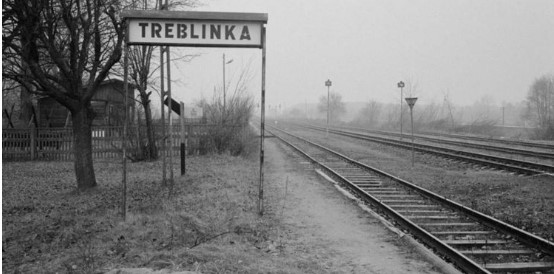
[281, 75, 554, 140]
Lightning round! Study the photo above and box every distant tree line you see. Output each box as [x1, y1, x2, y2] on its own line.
[525, 74, 554, 139]
[281, 75, 554, 140]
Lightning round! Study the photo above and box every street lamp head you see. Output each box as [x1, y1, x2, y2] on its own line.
[325, 79, 332, 87]
[405, 97, 418, 109]
[397, 81, 405, 88]
[226, 59, 234, 64]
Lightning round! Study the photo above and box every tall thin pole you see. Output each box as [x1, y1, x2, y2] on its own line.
[160, 46, 166, 186]
[324, 79, 332, 137]
[180, 102, 186, 175]
[326, 85, 330, 138]
[167, 47, 174, 193]
[258, 26, 266, 216]
[223, 53, 226, 115]
[400, 86, 403, 140]
[410, 107, 415, 167]
[122, 40, 129, 221]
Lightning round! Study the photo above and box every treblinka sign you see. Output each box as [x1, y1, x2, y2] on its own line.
[120, 9, 268, 215]
[122, 10, 267, 48]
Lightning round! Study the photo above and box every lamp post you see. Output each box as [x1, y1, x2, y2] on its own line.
[223, 53, 233, 115]
[397, 81, 405, 139]
[325, 79, 332, 137]
[405, 97, 418, 167]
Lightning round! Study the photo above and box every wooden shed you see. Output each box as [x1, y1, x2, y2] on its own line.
[37, 79, 136, 127]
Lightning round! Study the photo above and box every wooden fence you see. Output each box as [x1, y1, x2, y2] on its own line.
[2, 124, 241, 161]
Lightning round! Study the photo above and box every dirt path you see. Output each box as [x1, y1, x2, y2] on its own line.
[263, 139, 453, 274]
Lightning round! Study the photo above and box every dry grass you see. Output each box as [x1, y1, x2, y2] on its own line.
[2, 152, 321, 273]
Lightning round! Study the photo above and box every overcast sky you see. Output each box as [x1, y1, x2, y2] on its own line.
[167, 0, 554, 108]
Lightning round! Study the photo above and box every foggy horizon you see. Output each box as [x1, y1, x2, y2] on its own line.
[159, 0, 553, 110]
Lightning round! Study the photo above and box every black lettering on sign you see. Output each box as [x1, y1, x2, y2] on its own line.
[190, 24, 199, 39]
[225, 25, 236, 40]
[177, 24, 187, 38]
[139, 22, 148, 37]
[240, 26, 251, 40]
[152, 23, 162, 38]
[202, 24, 206, 39]
[210, 25, 221, 39]
[165, 23, 174, 38]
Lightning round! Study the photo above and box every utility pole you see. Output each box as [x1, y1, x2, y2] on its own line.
[397, 81, 405, 139]
[325, 79, 332, 138]
[405, 97, 418, 167]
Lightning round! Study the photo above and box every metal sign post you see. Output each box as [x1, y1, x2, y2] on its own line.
[160, 45, 167, 186]
[397, 81, 405, 140]
[325, 79, 332, 138]
[405, 97, 418, 167]
[121, 30, 129, 221]
[166, 45, 175, 193]
[180, 102, 186, 175]
[258, 26, 266, 216]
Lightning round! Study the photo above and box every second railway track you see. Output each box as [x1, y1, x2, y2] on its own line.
[268, 125, 554, 274]
[295, 123, 554, 176]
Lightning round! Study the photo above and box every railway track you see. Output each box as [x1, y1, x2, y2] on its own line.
[332, 125, 554, 160]
[295, 123, 554, 176]
[419, 130, 554, 151]
[268, 125, 554, 274]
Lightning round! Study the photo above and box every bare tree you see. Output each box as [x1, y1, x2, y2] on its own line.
[197, 60, 255, 154]
[441, 90, 456, 130]
[118, 0, 200, 161]
[415, 102, 440, 127]
[199, 58, 255, 125]
[525, 74, 554, 139]
[352, 100, 381, 128]
[2, 0, 124, 190]
[317, 92, 346, 123]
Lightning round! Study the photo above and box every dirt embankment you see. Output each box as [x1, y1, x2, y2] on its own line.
[262, 139, 449, 274]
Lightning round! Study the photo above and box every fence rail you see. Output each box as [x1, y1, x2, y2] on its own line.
[2, 124, 239, 161]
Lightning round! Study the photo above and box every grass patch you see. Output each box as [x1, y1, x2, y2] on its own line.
[2, 152, 320, 273]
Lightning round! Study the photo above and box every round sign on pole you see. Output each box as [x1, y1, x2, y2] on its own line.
[397, 81, 405, 88]
[325, 79, 332, 87]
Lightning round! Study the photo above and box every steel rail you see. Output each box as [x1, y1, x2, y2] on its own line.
[301, 124, 554, 175]
[332, 125, 554, 160]
[420, 130, 554, 150]
[268, 125, 554, 273]
[329, 124, 554, 151]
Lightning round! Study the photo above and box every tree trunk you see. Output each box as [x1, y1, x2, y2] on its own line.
[142, 98, 158, 160]
[71, 106, 97, 190]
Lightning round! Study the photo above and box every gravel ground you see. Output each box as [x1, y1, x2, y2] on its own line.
[280, 125, 554, 240]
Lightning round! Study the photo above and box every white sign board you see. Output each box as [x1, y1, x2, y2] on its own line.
[128, 20, 262, 47]
[184, 105, 203, 119]
[123, 11, 267, 48]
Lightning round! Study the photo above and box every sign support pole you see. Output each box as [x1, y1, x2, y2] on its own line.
[167, 47, 174, 194]
[180, 102, 186, 175]
[258, 26, 266, 216]
[122, 37, 129, 221]
[160, 46, 167, 186]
